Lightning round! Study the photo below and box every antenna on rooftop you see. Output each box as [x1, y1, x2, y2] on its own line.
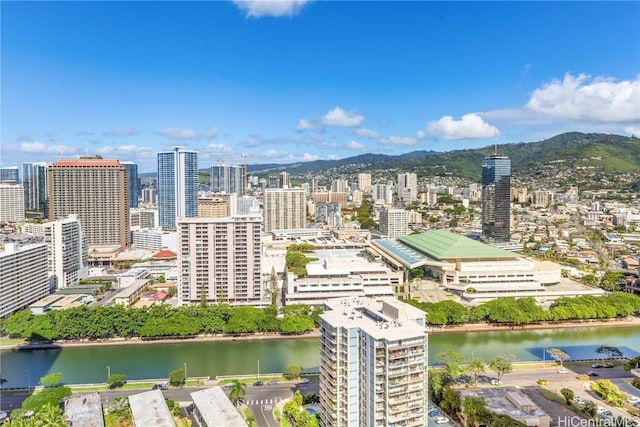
[242, 152, 248, 195]
[493, 127, 498, 156]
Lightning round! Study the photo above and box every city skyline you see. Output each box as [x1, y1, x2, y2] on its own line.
[1, 1, 639, 172]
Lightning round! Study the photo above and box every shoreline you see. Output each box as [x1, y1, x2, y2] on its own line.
[3, 316, 639, 350]
[427, 316, 640, 333]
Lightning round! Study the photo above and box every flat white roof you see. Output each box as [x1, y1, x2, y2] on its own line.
[321, 296, 426, 341]
[190, 387, 248, 427]
[128, 389, 175, 427]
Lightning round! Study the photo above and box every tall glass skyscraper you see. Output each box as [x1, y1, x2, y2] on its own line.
[0, 166, 19, 183]
[21, 162, 49, 212]
[122, 162, 140, 208]
[157, 147, 198, 229]
[481, 154, 511, 242]
[210, 164, 245, 195]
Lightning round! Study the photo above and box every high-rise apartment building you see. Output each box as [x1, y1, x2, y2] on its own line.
[177, 215, 262, 305]
[263, 188, 306, 232]
[358, 173, 372, 193]
[0, 182, 25, 223]
[157, 147, 198, 229]
[481, 153, 511, 242]
[0, 166, 19, 183]
[122, 162, 140, 208]
[331, 179, 348, 193]
[373, 184, 393, 205]
[319, 296, 428, 427]
[279, 172, 291, 189]
[21, 162, 49, 212]
[47, 157, 130, 248]
[397, 173, 418, 203]
[0, 242, 49, 317]
[210, 164, 245, 196]
[23, 214, 88, 289]
[379, 208, 409, 238]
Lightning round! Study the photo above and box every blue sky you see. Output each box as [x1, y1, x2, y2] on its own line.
[1, 1, 639, 172]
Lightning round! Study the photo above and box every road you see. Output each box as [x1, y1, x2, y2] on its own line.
[2, 367, 636, 426]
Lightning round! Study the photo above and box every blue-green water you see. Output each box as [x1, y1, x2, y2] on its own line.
[1, 325, 638, 387]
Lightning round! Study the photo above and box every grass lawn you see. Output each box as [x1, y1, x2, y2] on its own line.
[0, 337, 26, 347]
[219, 376, 289, 385]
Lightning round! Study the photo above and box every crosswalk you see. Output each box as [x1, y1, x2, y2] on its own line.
[244, 398, 279, 406]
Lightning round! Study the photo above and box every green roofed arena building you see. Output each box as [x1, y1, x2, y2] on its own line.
[371, 230, 604, 303]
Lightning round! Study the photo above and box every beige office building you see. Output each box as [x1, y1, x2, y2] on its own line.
[177, 215, 262, 305]
[263, 188, 306, 232]
[48, 157, 130, 249]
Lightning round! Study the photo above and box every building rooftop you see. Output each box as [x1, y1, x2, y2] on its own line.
[372, 239, 436, 268]
[54, 159, 122, 167]
[321, 296, 426, 341]
[153, 249, 177, 259]
[190, 387, 248, 427]
[399, 230, 517, 261]
[459, 387, 550, 422]
[64, 392, 105, 427]
[128, 389, 175, 427]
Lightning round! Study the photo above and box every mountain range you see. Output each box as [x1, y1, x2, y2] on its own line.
[248, 132, 640, 180]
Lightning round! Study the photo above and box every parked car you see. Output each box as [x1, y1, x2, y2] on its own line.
[587, 371, 599, 377]
[603, 363, 614, 368]
[298, 378, 309, 384]
[490, 379, 502, 385]
[429, 409, 442, 417]
[253, 381, 264, 386]
[267, 379, 278, 385]
[557, 368, 568, 374]
[435, 416, 450, 424]
[592, 363, 603, 368]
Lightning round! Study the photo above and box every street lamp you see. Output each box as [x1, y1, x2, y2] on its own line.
[106, 365, 111, 381]
[184, 362, 187, 383]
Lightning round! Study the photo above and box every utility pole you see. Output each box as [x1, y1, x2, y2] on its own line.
[184, 362, 187, 382]
[106, 365, 111, 381]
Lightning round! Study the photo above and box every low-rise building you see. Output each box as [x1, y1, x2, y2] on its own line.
[190, 387, 248, 427]
[284, 248, 401, 305]
[64, 392, 105, 427]
[459, 387, 551, 427]
[128, 389, 175, 427]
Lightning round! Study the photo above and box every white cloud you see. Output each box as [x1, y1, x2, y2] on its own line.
[347, 140, 366, 151]
[427, 113, 498, 140]
[526, 73, 640, 122]
[232, 0, 312, 17]
[206, 143, 232, 153]
[624, 126, 640, 136]
[355, 127, 380, 139]
[327, 154, 340, 160]
[295, 118, 314, 131]
[19, 140, 77, 155]
[379, 135, 420, 146]
[264, 149, 284, 159]
[104, 128, 139, 137]
[302, 153, 320, 161]
[157, 127, 218, 140]
[321, 107, 365, 127]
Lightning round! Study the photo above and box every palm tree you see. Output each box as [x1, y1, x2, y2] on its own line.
[228, 380, 246, 406]
[34, 403, 66, 426]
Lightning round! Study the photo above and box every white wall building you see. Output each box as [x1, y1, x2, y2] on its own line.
[284, 249, 400, 305]
[320, 296, 428, 427]
[177, 215, 263, 305]
[0, 182, 25, 223]
[379, 208, 409, 238]
[25, 215, 88, 290]
[0, 242, 49, 317]
[132, 228, 177, 252]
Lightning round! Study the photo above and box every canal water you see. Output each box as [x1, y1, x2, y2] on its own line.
[1, 325, 639, 388]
